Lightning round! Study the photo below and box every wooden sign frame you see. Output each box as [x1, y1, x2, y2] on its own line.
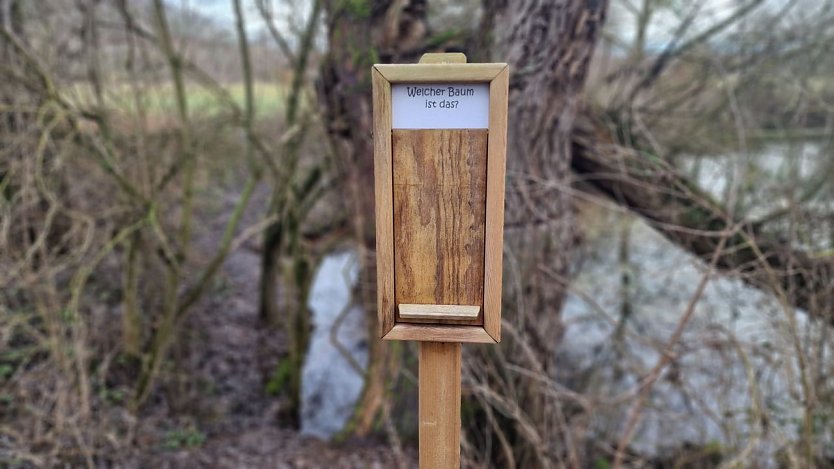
[372, 60, 509, 344]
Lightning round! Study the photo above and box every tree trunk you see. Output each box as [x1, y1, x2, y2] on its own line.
[493, 0, 608, 370]
[318, 0, 429, 436]
[465, 2, 608, 466]
[318, 1, 609, 461]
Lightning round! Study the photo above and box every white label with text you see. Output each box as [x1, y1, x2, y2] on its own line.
[392, 83, 489, 129]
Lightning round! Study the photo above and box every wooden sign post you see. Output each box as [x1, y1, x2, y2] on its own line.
[372, 53, 509, 468]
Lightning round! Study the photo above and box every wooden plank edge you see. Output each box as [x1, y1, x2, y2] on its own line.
[398, 304, 481, 320]
[483, 65, 509, 343]
[376, 63, 507, 83]
[418, 52, 467, 64]
[382, 324, 497, 343]
[372, 67, 395, 338]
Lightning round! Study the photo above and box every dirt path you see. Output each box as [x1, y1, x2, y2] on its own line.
[132, 182, 412, 468]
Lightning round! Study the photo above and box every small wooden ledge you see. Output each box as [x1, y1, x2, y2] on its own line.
[398, 304, 480, 321]
[383, 324, 496, 343]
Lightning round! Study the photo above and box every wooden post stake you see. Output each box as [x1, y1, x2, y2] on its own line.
[419, 341, 461, 469]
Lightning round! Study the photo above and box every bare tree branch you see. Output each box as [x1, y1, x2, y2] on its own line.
[571, 111, 834, 321]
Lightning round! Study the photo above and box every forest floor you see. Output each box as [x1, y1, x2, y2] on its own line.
[128, 182, 411, 468]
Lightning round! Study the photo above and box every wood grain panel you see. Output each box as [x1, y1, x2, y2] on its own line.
[393, 129, 487, 325]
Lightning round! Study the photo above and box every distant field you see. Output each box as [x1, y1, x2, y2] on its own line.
[67, 81, 289, 119]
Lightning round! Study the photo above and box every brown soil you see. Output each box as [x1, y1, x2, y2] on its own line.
[127, 182, 413, 468]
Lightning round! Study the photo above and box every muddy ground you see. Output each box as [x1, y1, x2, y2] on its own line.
[127, 183, 413, 468]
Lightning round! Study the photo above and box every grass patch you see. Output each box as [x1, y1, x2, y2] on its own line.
[67, 81, 288, 119]
[161, 425, 207, 450]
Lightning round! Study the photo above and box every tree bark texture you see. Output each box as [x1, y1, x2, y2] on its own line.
[318, 0, 430, 436]
[494, 0, 608, 368]
[468, 2, 609, 466]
